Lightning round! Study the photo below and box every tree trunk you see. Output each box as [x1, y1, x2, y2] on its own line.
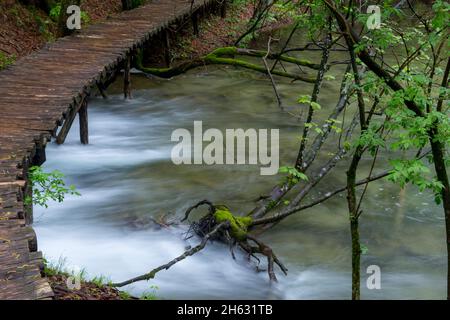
[429, 136, 450, 299]
[220, 0, 228, 18]
[347, 150, 363, 300]
[324, 0, 450, 298]
[121, 0, 133, 10]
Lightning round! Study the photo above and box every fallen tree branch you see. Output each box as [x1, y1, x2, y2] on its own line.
[135, 47, 317, 83]
[250, 170, 391, 227]
[262, 37, 283, 109]
[181, 199, 215, 222]
[112, 221, 230, 287]
[250, 149, 433, 227]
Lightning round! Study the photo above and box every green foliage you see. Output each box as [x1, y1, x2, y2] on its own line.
[25, 166, 80, 208]
[354, 124, 385, 156]
[49, 4, 61, 21]
[49, 3, 90, 24]
[431, 0, 450, 29]
[326, 118, 343, 134]
[26, 5, 55, 41]
[297, 95, 321, 110]
[231, 0, 249, 5]
[80, 11, 90, 24]
[118, 290, 132, 300]
[132, 0, 145, 8]
[42, 256, 69, 277]
[43, 256, 87, 281]
[214, 206, 253, 241]
[0, 52, 16, 70]
[360, 244, 369, 255]
[279, 166, 308, 187]
[91, 275, 112, 288]
[388, 159, 444, 204]
[140, 285, 159, 300]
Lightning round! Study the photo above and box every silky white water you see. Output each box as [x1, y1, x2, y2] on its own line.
[34, 53, 446, 299]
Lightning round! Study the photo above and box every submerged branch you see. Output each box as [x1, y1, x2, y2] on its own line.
[112, 221, 230, 287]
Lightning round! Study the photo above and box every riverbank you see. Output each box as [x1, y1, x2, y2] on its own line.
[0, 0, 124, 68]
[137, 1, 294, 69]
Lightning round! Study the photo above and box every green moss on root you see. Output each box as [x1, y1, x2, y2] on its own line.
[213, 206, 252, 241]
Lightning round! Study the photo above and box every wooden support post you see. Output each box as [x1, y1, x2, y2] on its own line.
[124, 55, 132, 99]
[79, 99, 89, 144]
[25, 226, 38, 252]
[32, 143, 46, 166]
[201, 4, 206, 18]
[192, 11, 199, 36]
[163, 29, 171, 68]
[221, 0, 228, 18]
[24, 181, 33, 225]
[97, 82, 108, 99]
[56, 96, 86, 144]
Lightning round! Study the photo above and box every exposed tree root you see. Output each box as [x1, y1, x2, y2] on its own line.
[112, 200, 287, 287]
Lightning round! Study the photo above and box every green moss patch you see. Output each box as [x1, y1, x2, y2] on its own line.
[213, 205, 252, 241]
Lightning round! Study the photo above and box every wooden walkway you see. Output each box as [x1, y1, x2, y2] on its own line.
[0, 0, 219, 299]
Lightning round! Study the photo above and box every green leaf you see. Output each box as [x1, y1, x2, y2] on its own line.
[360, 244, 369, 255]
[27, 166, 81, 208]
[310, 102, 321, 110]
[298, 95, 311, 104]
[344, 141, 352, 151]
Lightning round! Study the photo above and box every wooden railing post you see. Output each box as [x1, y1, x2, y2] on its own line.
[79, 99, 89, 144]
[163, 29, 171, 67]
[124, 55, 132, 99]
[192, 11, 199, 35]
[32, 140, 46, 166]
[221, 0, 228, 18]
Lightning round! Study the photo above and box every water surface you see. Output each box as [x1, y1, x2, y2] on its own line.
[34, 38, 446, 299]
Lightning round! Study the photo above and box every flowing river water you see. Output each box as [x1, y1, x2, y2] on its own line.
[33, 33, 446, 299]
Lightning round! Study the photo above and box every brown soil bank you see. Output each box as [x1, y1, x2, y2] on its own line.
[0, 0, 122, 61]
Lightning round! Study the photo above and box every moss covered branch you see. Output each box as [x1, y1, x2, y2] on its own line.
[135, 47, 317, 83]
[112, 200, 286, 287]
